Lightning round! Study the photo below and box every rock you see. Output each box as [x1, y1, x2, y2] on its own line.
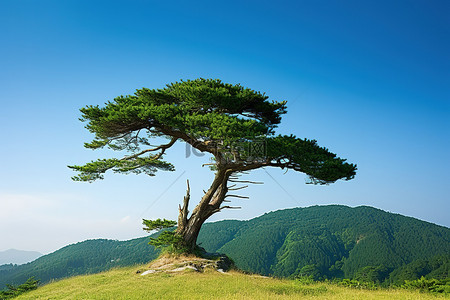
[141, 270, 157, 276]
[170, 266, 198, 272]
[215, 255, 233, 271]
[217, 269, 231, 275]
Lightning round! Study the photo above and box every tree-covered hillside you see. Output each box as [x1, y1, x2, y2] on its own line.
[1, 205, 448, 289]
[0, 238, 159, 289]
[203, 205, 449, 285]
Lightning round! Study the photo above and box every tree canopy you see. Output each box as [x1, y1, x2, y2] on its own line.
[69, 78, 355, 184]
[69, 78, 357, 250]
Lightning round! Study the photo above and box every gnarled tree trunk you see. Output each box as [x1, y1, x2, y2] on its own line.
[176, 168, 233, 250]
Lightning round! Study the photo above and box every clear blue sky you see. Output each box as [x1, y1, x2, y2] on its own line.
[1, 0, 449, 254]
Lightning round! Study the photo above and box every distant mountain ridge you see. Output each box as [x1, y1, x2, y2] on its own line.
[1, 205, 448, 289]
[0, 249, 42, 265]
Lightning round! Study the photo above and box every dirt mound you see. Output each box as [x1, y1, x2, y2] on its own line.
[138, 253, 233, 276]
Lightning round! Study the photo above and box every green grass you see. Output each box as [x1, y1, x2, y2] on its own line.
[15, 265, 448, 300]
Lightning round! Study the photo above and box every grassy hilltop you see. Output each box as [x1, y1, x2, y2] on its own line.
[14, 265, 446, 300]
[2, 205, 449, 290]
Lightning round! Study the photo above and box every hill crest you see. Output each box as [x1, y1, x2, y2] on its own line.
[1, 205, 448, 288]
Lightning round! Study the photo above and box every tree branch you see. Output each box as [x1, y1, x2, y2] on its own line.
[220, 206, 241, 209]
[157, 124, 219, 156]
[120, 137, 177, 161]
[228, 185, 248, 191]
[229, 179, 263, 184]
[202, 163, 216, 167]
[178, 179, 190, 230]
[225, 194, 249, 199]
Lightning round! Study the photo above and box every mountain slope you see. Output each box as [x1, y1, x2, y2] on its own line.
[206, 205, 449, 282]
[1, 205, 448, 289]
[0, 238, 158, 289]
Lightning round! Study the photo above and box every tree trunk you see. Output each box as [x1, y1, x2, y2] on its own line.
[176, 169, 231, 251]
[178, 213, 208, 249]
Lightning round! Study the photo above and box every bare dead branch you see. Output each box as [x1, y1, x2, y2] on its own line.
[220, 206, 241, 210]
[178, 179, 190, 230]
[229, 180, 263, 184]
[228, 185, 248, 191]
[225, 194, 250, 199]
[210, 205, 242, 215]
[202, 163, 216, 167]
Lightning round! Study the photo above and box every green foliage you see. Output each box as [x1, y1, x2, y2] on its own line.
[389, 254, 449, 284]
[148, 230, 208, 256]
[148, 231, 187, 253]
[272, 227, 347, 278]
[0, 277, 39, 299]
[142, 219, 177, 232]
[83, 78, 287, 143]
[338, 278, 377, 290]
[69, 78, 356, 185]
[427, 254, 450, 280]
[141, 219, 191, 254]
[294, 275, 316, 285]
[295, 265, 321, 281]
[69, 158, 174, 182]
[69, 79, 287, 180]
[266, 135, 356, 184]
[401, 276, 450, 294]
[69, 78, 357, 258]
[354, 265, 390, 284]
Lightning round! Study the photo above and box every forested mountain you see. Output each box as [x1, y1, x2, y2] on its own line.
[0, 238, 159, 289]
[199, 205, 449, 285]
[1, 205, 448, 289]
